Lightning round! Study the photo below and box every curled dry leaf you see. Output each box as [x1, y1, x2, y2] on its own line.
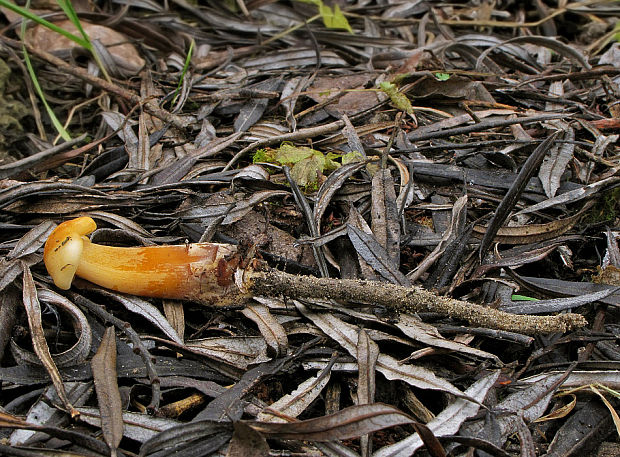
[21, 264, 77, 418]
[11, 288, 92, 368]
[246, 403, 416, 442]
[76, 406, 183, 443]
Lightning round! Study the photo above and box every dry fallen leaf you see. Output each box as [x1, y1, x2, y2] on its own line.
[91, 326, 124, 457]
[25, 19, 145, 75]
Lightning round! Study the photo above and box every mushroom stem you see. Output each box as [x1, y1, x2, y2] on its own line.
[43, 217, 588, 334]
[43, 217, 251, 306]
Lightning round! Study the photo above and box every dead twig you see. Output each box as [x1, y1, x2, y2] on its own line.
[247, 269, 587, 335]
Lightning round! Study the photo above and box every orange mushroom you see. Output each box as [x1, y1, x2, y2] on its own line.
[42, 218, 587, 334]
[43, 217, 252, 306]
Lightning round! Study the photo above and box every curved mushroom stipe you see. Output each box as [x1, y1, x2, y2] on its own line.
[43, 217, 252, 306]
[42, 218, 587, 334]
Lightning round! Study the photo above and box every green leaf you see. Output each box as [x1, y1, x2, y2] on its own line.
[253, 143, 348, 189]
[19, 3, 70, 142]
[171, 39, 195, 106]
[341, 151, 364, 165]
[253, 148, 276, 163]
[290, 153, 325, 189]
[379, 81, 414, 115]
[275, 143, 316, 164]
[324, 152, 341, 171]
[511, 294, 539, 301]
[57, 0, 90, 46]
[319, 4, 353, 33]
[434, 72, 451, 81]
[22, 45, 71, 141]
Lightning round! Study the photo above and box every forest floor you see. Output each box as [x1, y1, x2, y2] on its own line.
[1, 2, 620, 456]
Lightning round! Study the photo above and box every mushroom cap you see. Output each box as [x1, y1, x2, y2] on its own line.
[43, 217, 97, 289]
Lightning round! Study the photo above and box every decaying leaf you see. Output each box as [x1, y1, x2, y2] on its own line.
[21, 264, 77, 417]
[296, 301, 465, 396]
[379, 81, 414, 115]
[91, 327, 124, 456]
[226, 421, 270, 457]
[246, 403, 416, 441]
[254, 143, 340, 188]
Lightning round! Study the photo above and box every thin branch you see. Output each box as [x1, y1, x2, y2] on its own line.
[248, 269, 587, 335]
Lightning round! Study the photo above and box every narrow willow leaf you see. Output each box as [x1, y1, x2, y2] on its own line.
[371, 169, 400, 269]
[91, 326, 124, 456]
[296, 302, 464, 396]
[162, 300, 185, 344]
[139, 421, 232, 457]
[500, 288, 618, 314]
[77, 407, 182, 443]
[357, 329, 379, 457]
[21, 264, 76, 417]
[314, 161, 366, 234]
[241, 303, 288, 357]
[374, 371, 500, 457]
[96, 289, 183, 345]
[347, 224, 410, 286]
[7, 220, 55, 260]
[479, 131, 560, 260]
[538, 126, 574, 198]
[257, 358, 334, 423]
[246, 403, 415, 441]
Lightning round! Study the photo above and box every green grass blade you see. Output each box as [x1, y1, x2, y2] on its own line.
[55, 0, 110, 81]
[56, 0, 90, 45]
[511, 294, 539, 301]
[22, 45, 72, 141]
[19, 2, 71, 142]
[171, 39, 195, 107]
[0, 0, 89, 48]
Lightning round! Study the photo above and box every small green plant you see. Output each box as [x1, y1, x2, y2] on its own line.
[586, 187, 620, 224]
[378, 81, 414, 115]
[21, 41, 71, 141]
[296, 0, 353, 33]
[434, 72, 451, 81]
[17, 1, 74, 141]
[254, 143, 361, 189]
[170, 39, 195, 108]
